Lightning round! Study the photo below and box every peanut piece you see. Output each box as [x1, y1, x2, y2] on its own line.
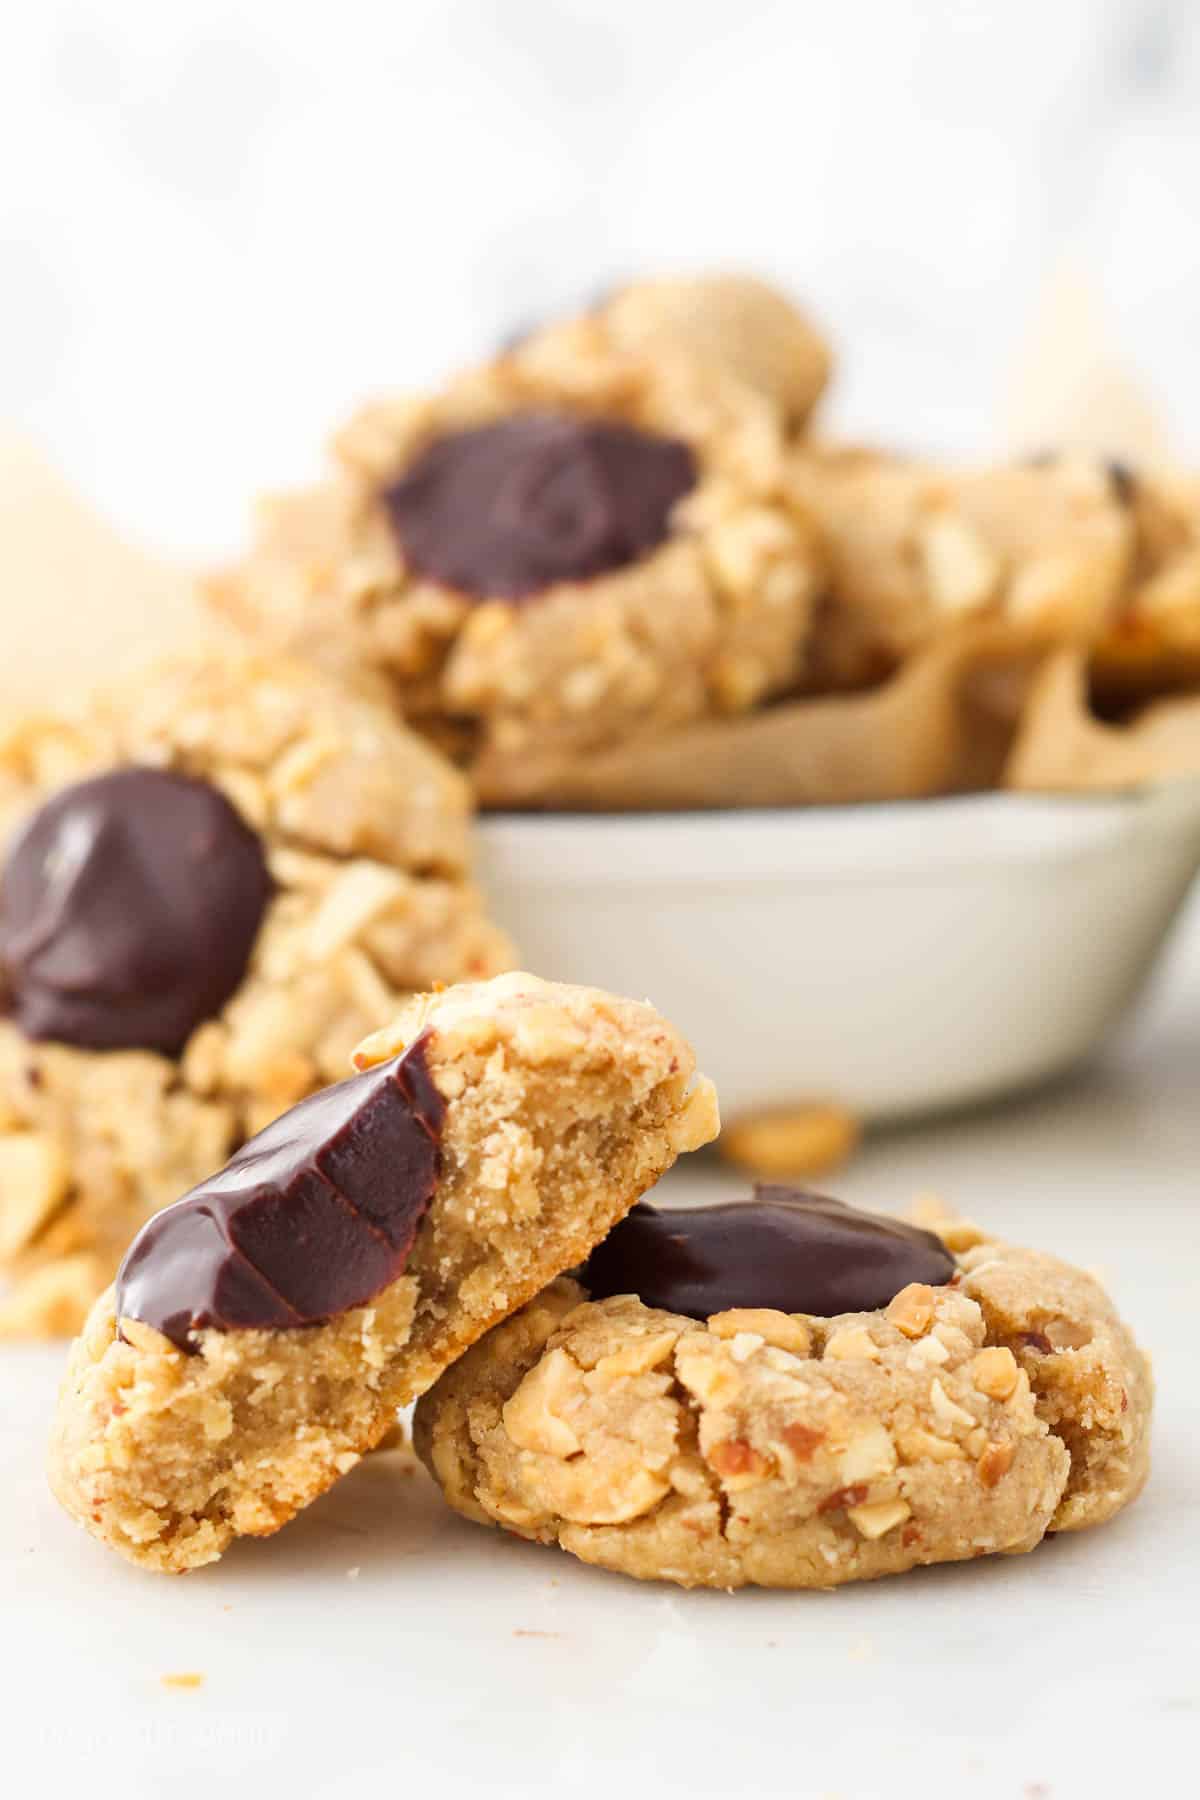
[838, 1423, 897, 1484]
[885, 1283, 936, 1339]
[847, 1498, 912, 1540]
[586, 1329, 679, 1390]
[0, 1132, 70, 1258]
[970, 1346, 1020, 1401]
[501, 1349, 583, 1458]
[896, 1426, 967, 1465]
[709, 1310, 811, 1357]
[919, 510, 999, 615]
[719, 1103, 859, 1180]
[824, 1326, 880, 1363]
[977, 1441, 1015, 1488]
[707, 1438, 773, 1484]
[929, 1377, 977, 1432]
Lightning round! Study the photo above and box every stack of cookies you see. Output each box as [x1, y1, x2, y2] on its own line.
[210, 272, 1200, 809]
[0, 270, 1156, 1592]
[49, 972, 1151, 1590]
[0, 651, 513, 1335]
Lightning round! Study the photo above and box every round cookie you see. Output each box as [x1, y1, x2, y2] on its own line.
[414, 1190, 1151, 1590]
[790, 449, 1140, 691]
[49, 973, 719, 1572]
[794, 445, 1200, 708]
[212, 277, 823, 805]
[0, 650, 512, 1336]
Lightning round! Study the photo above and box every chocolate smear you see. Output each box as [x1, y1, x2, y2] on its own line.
[116, 1037, 444, 1350]
[582, 1187, 955, 1319]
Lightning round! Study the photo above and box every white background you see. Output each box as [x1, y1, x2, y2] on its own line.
[5, 0, 1200, 558]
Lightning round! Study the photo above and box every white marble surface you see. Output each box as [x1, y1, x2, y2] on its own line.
[5, 1, 1200, 560]
[3, 889, 1198, 1800]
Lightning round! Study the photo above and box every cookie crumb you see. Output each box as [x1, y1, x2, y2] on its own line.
[346, 1566, 361, 1580]
[719, 1104, 859, 1180]
[161, 1673, 204, 1691]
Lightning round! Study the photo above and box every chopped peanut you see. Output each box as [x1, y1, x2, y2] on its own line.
[970, 1346, 1020, 1402]
[885, 1283, 936, 1340]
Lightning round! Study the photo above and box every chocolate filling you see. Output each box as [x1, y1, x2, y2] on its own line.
[382, 412, 696, 600]
[116, 1037, 444, 1351]
[0, 766, 272, 1058]
[581, 1187, 955, 1319]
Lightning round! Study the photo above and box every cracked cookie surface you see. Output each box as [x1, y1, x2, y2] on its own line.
[48, 973, 718, 1572]
[211, 274, 823, 806]
[414, 1200, 1151, 1589]
[0, 649, 511, 1337]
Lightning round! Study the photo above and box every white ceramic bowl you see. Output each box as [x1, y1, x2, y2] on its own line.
[477, 783, 1200, 1123]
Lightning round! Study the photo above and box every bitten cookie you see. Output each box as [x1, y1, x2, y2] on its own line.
[48, 973, 718, 1572]
[0, 650, 511, 1336]
[414, 1189, 1152, 1590]
[211, 273, 823, 805]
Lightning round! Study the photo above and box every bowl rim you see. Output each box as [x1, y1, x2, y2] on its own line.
[475, 779, 1200, 886]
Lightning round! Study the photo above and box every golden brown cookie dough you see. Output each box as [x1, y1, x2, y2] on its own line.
[415, 1197, 1150, 1589]
[790, 449, 1139, 690]
[211, 276, 823, 806]
[598, 273, 831, 430]
[932, 1207, 1152, 1533]
[793, 445, 1200, 703]
[48, 973, 719, 1573]
[0, 650, 512, 1337]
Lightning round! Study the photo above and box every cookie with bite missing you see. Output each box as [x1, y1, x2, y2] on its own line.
[48, 973, 718, 1572]
[414, 1189, 1152, 1589]
[0, 649, 511, 1336]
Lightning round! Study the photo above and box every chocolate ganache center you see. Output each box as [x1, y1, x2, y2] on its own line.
[0, 766, 272, 1058]
[581, 1187, 955, 1319]
[116, 1036, 444, 1351]
[381, 412, 697, 600]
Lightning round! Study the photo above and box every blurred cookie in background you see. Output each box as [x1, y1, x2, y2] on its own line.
[789, 448, 1138, 688]
[0, 649, 512, 1336]
[597, 272, 832, 432]
[210, 272, 826, 806]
